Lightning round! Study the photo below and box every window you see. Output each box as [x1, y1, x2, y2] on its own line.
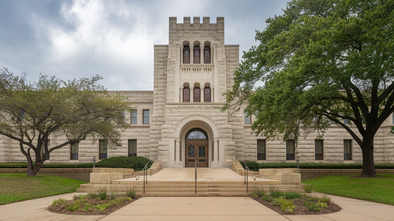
[315, 139, 323, 160]
[131, 109, 137, 124]
[183, 45, 190, 64]
[70, 143, 79, 160]
[193, 45, 200, 64]
[183, 86, 190, 102]
[344, 140, 352, 160]
[143, 109, 150, 124]
[257, 139, 266, 160]
[41, 139, 50, 160]
[204, 46, 210, 64]
[244, 112, 251, 124]
[128, 139, 137, 157]
[99, 139, 108, 160]
[204, 86, 211, 103]
[392, 112, 394, 124]
[193, 87, 200, 102]
[286, 140, 295, 160]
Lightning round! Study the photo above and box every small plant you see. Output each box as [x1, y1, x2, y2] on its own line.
[73, 194, 86, 200]
[127, 190, 137, 199]
[262, 194, 273, 202]
[319, 196, 332, 204]
[270, 191, 282, 198]
[303, 184, 313, 193]
[110, 190, 119, 200]
[97, 189, 107, 200]
[269, 191, 301, 199]
[305, 201, 321, 212]
[52, 198, 67, 206]
[273, 196, 296, 213]
[251, 189, 265, 198]
[66, 200, 84, 211]
[84, 203, 92, 211]
[317, 199, 328, 208]
[302, 194, 320, 202]
[88, 192, 98, 198]
[94, 203, 111, 213]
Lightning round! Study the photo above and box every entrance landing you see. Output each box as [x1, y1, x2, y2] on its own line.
[121, 168, 272, 182]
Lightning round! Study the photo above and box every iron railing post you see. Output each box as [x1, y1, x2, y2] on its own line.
[195, 159, 197, 194]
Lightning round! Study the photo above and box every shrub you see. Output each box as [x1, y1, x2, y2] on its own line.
[97, 189, 107, 200]
[273, 197, 296, 213]
[88, 193, 98, 198]
[317, 199, 328, 208]
[242, 160, 260, 171]
[303, 184, 313, 193]
[96, 156, 152, 170]
[319, 196, 332, 204]
[270, 191, 301, 199]
[52, 198, 67, 206]
[127, 190, 136, 199]
[305, 201, 321, 212]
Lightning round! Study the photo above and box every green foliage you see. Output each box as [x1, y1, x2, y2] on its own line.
[317, 199, 328, 208]
[73, 195, 87, 200]
[242, 161, 394, 171]
[97, 189, 107, 200]
[251, 189, 266, 198]
[303, 184, 313, 193]
[52, 198, 67, 206]
[304, 201, 321, 212]
[272, 196, 296, 213]
[303, 174, 394, 205]
[127, 190, 137, 199]
[225, 0, 394, 177]
[319, 196, 332, 204]
[0, 68, 130, 176]
[109, 190, 119, 200]
[270, 191, 302, 199]
[88, 193, 98, 198]
[94, 203, 110, 213]
[96, 156, 152, 170]
[66, 199, 85, 211]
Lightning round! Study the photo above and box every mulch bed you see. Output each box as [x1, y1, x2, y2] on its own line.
[48, 197, 138, 215]
[252, 196, 341, 215]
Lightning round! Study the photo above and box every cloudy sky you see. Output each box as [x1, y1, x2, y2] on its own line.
[0, 0, 288, 90]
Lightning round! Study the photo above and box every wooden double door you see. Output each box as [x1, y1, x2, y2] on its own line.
[185, 139, 208, 167]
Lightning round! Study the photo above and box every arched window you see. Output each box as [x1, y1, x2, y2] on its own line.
[193, 42, 200, 64]
[204, 83, 211, 103]
[183, 42, 190, 64]
[204, 42, 211, 64]
[183, 83, 190, 102]
[193, 83, 200, 102]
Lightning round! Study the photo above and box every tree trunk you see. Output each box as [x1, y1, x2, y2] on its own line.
[27, 161, 42, 176]
[361, 145, 376, 177]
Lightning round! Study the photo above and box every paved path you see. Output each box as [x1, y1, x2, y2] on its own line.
[1, 193, 394, 221]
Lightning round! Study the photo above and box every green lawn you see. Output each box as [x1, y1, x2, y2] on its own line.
[303, 174, 394, 205]
[0, 173, 86, 205]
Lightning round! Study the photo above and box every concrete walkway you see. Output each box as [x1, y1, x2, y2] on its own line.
[1, 193, 394, 221]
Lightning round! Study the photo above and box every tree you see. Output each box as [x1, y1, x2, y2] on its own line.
[0, 68, 130, 176]
[225, 0, 393, 177]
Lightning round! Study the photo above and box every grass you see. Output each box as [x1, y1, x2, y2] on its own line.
[0, 173, 86, 205]
[303, 174, 394, 205]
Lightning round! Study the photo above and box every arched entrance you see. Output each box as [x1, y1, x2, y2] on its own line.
[185, 129, 208, 167]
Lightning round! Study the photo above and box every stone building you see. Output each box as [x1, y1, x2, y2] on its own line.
[1, 17, 393, 167]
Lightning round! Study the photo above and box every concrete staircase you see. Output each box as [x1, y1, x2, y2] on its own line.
[77, 167, 305, 196]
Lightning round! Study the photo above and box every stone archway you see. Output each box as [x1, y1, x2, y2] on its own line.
[185, 129, 208, 167]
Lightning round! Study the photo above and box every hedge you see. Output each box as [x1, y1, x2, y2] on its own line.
[241, 160, 394, 171]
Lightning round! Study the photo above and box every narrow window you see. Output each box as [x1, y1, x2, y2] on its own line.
[194, 45, 200, 64]
[131, 109, 137, 124]
[204, 46, 211, 64]
[70, 143, 79, 160]
[143, 109, 150, 124]
[344, 140, 352, 160]
[204, 86, 211, 102]
[183, 46, 190, 64]
[257, 139, 266, 160]
[315, 139, 323, 160]
[286, 140, 295, 160]
[183, 87, 190, 102]
[244, 112, 251, 124]
[193, 87, 200, 102]
[99, 139, 108, 160]
[128, 139, 137, 157]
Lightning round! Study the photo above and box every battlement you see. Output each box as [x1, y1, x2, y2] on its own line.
[169, 17, 224, 31]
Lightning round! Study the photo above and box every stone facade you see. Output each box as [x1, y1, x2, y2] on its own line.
[1, 17, 393, 167]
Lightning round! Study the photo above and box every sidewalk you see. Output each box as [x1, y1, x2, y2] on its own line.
[0, 193, 393, 221]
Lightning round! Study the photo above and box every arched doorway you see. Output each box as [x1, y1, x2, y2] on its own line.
[185, 129, 208, 167]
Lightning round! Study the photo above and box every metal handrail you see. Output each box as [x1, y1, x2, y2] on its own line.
[195, 159, 197, 193]
[135, 161, 153, 180]
[135, 160, 153, 194]
[240, 160, 256, 193]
